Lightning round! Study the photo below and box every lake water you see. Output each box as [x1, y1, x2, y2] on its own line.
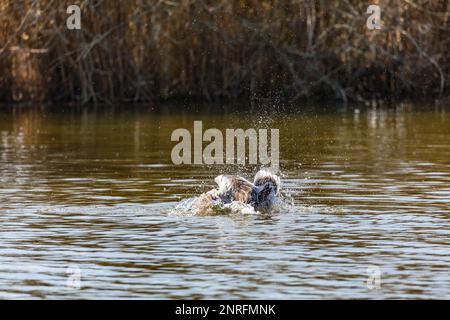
[0, 104, 449, 299]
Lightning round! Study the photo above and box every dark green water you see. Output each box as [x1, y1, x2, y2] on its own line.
[0, 104, 449, 299]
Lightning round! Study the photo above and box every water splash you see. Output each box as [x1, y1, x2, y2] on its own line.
[169, 188, 295, 217]
[168, 196, 255, 216]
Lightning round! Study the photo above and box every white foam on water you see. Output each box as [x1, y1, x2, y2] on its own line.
[169, 190, 296, 216]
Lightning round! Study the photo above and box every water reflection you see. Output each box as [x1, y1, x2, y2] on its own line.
[0, 104, 449, 299]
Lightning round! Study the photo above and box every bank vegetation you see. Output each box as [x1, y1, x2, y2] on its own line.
[0, 0, 449, 104]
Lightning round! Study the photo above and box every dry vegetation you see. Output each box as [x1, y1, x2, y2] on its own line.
[0, 0, 449, 104]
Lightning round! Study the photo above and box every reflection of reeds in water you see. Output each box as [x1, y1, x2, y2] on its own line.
[0, 0, 449, 104]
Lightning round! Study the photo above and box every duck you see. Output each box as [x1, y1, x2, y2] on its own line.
[193, 170, 281, 215]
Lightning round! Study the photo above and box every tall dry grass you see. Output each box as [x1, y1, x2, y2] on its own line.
[0, 0, 449, 104]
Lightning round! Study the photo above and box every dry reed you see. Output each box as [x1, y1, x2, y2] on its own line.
[0, 0, 449, 104]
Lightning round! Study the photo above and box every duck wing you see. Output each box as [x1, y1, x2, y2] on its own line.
[214, 175, 255, 204]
